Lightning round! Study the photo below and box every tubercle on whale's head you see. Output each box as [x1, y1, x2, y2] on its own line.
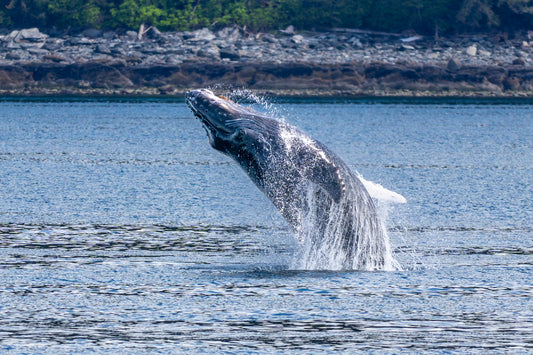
[188, 89, 243, 131]
[186, 88, 265, 150]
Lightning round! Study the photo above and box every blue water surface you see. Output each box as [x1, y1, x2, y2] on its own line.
[0, 97, 531, 353]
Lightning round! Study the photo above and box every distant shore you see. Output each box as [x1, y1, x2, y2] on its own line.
[1, 27, 533, 97]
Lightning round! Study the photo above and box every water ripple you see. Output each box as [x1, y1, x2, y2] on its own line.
[0, 223, 266, 250]
[0, 223, 288, 270]
[390, 225, 533, 233]
[0, 152, 230, 166]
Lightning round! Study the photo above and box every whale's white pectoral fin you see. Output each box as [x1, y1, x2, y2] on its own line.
[309, 163, 344, 203]
[356, 173, 407, 204]
[292, 143, 344, 203]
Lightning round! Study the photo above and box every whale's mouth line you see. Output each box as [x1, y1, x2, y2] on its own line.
[186, 96, 232, 137]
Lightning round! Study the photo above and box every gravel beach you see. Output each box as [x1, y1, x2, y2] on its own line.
[1, 26, 533, 97]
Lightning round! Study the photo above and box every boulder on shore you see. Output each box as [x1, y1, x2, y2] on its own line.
[0, 27, 532, 96]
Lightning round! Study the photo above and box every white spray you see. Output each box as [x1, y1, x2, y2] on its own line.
[278, 126, 404, 271]
[215, 89, 405, 271]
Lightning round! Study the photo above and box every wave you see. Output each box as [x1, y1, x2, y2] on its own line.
[389, 226, 532, 233]
[0, 153, 232, 166]
[0, 223, 270, 252]
[351, 163, 531, 170]
[396, 245, 532, 256]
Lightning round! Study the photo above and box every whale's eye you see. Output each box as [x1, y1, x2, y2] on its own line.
[233, 129, 245, 142]
[231, 128, 252, 145]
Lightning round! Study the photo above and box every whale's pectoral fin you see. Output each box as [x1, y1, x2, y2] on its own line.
[308, 162, 344, 203]
[356, 172, 407, 204]
[294, 146, 344, 203]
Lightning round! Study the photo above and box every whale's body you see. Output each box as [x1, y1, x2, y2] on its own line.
[186, 89, 398, 270]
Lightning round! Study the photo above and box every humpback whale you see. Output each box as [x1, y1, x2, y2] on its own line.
[186, 89, 400, 270]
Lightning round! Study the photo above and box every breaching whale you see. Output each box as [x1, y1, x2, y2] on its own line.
[186, 89, 400, 270]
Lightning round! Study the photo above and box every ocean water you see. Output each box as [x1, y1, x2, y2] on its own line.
[0, 97, 531, 353]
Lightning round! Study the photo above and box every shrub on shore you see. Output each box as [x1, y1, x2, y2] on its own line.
[0, 0, 532, 35]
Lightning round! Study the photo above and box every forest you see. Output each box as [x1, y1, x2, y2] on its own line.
[1, 0, 532, 35]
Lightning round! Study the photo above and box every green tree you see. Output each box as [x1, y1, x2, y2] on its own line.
[111, 0, 144, 28]
[3, 0, 49, 27]
[275, 0, 363, 30]
[48, 0, 103, 28]
[494, 0, 533, 32]
[110, 0, 210, 30]
[457, 0, 500, 29]
[0, 10, 12, 26]
[0, 0, 530, 35]
[499, 0, 533, 13]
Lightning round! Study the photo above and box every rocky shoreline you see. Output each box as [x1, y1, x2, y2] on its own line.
[1, 27, 533, 97]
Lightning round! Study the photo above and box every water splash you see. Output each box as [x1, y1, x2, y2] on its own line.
[290, 181, 401, 271]
[200, 88, 402, 271]
[223, 87, 282, 119]
[275, 125, 402, 271]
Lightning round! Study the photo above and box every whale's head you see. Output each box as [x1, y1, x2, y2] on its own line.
[186, 89, 278, 154]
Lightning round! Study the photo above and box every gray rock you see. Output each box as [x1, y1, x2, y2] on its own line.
[6, 30, 20, 41]
[465, 44, 477, 56]
[141, 44, 166, 55]
[143, 55, 165, 65]
[96, 44, 112, 54]
[82, 28, 102, 39]
[5, 41, 21, 49]
[291, 34, 305, 44]
[447, 57, 462, 71]
[149, 26, 165, 40]
[111, 46, 127, 56]
[349, 37, 363, 48]
[280, 25, 295, 35]
[5, 51, 22, 60]
[43, 54, 68, 63]
[400, 35, 423, 43]
[68, 37, 95, 45]
[182, 31, 195, 40]
[217, 27, 241, 42]
[220, 48, 240, 61]
[90, 54, 115, 63]
[278, 37, 293, 48]
[512, 57, 526, 65]
[103, 31, 117, 40]
[197, 45, 219, 59]
[6, 28, 46, 43]
[126, 31, 138, 41]
[262, 34, 277, 44]
[503, 76, 520, 90]
[400, 44, 415, 51]
[19, 28, 47, 42]
[165, 56, 183, 65]
[191, 28, 216, 42]
[335, 42, 347, 50]
[20, 41, 46, 49]
[27, 48, 49, 56]
[42, 39, 65, 51]
[126, 50, 143, 59]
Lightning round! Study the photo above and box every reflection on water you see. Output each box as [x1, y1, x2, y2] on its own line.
[0, 99, 532, 352]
